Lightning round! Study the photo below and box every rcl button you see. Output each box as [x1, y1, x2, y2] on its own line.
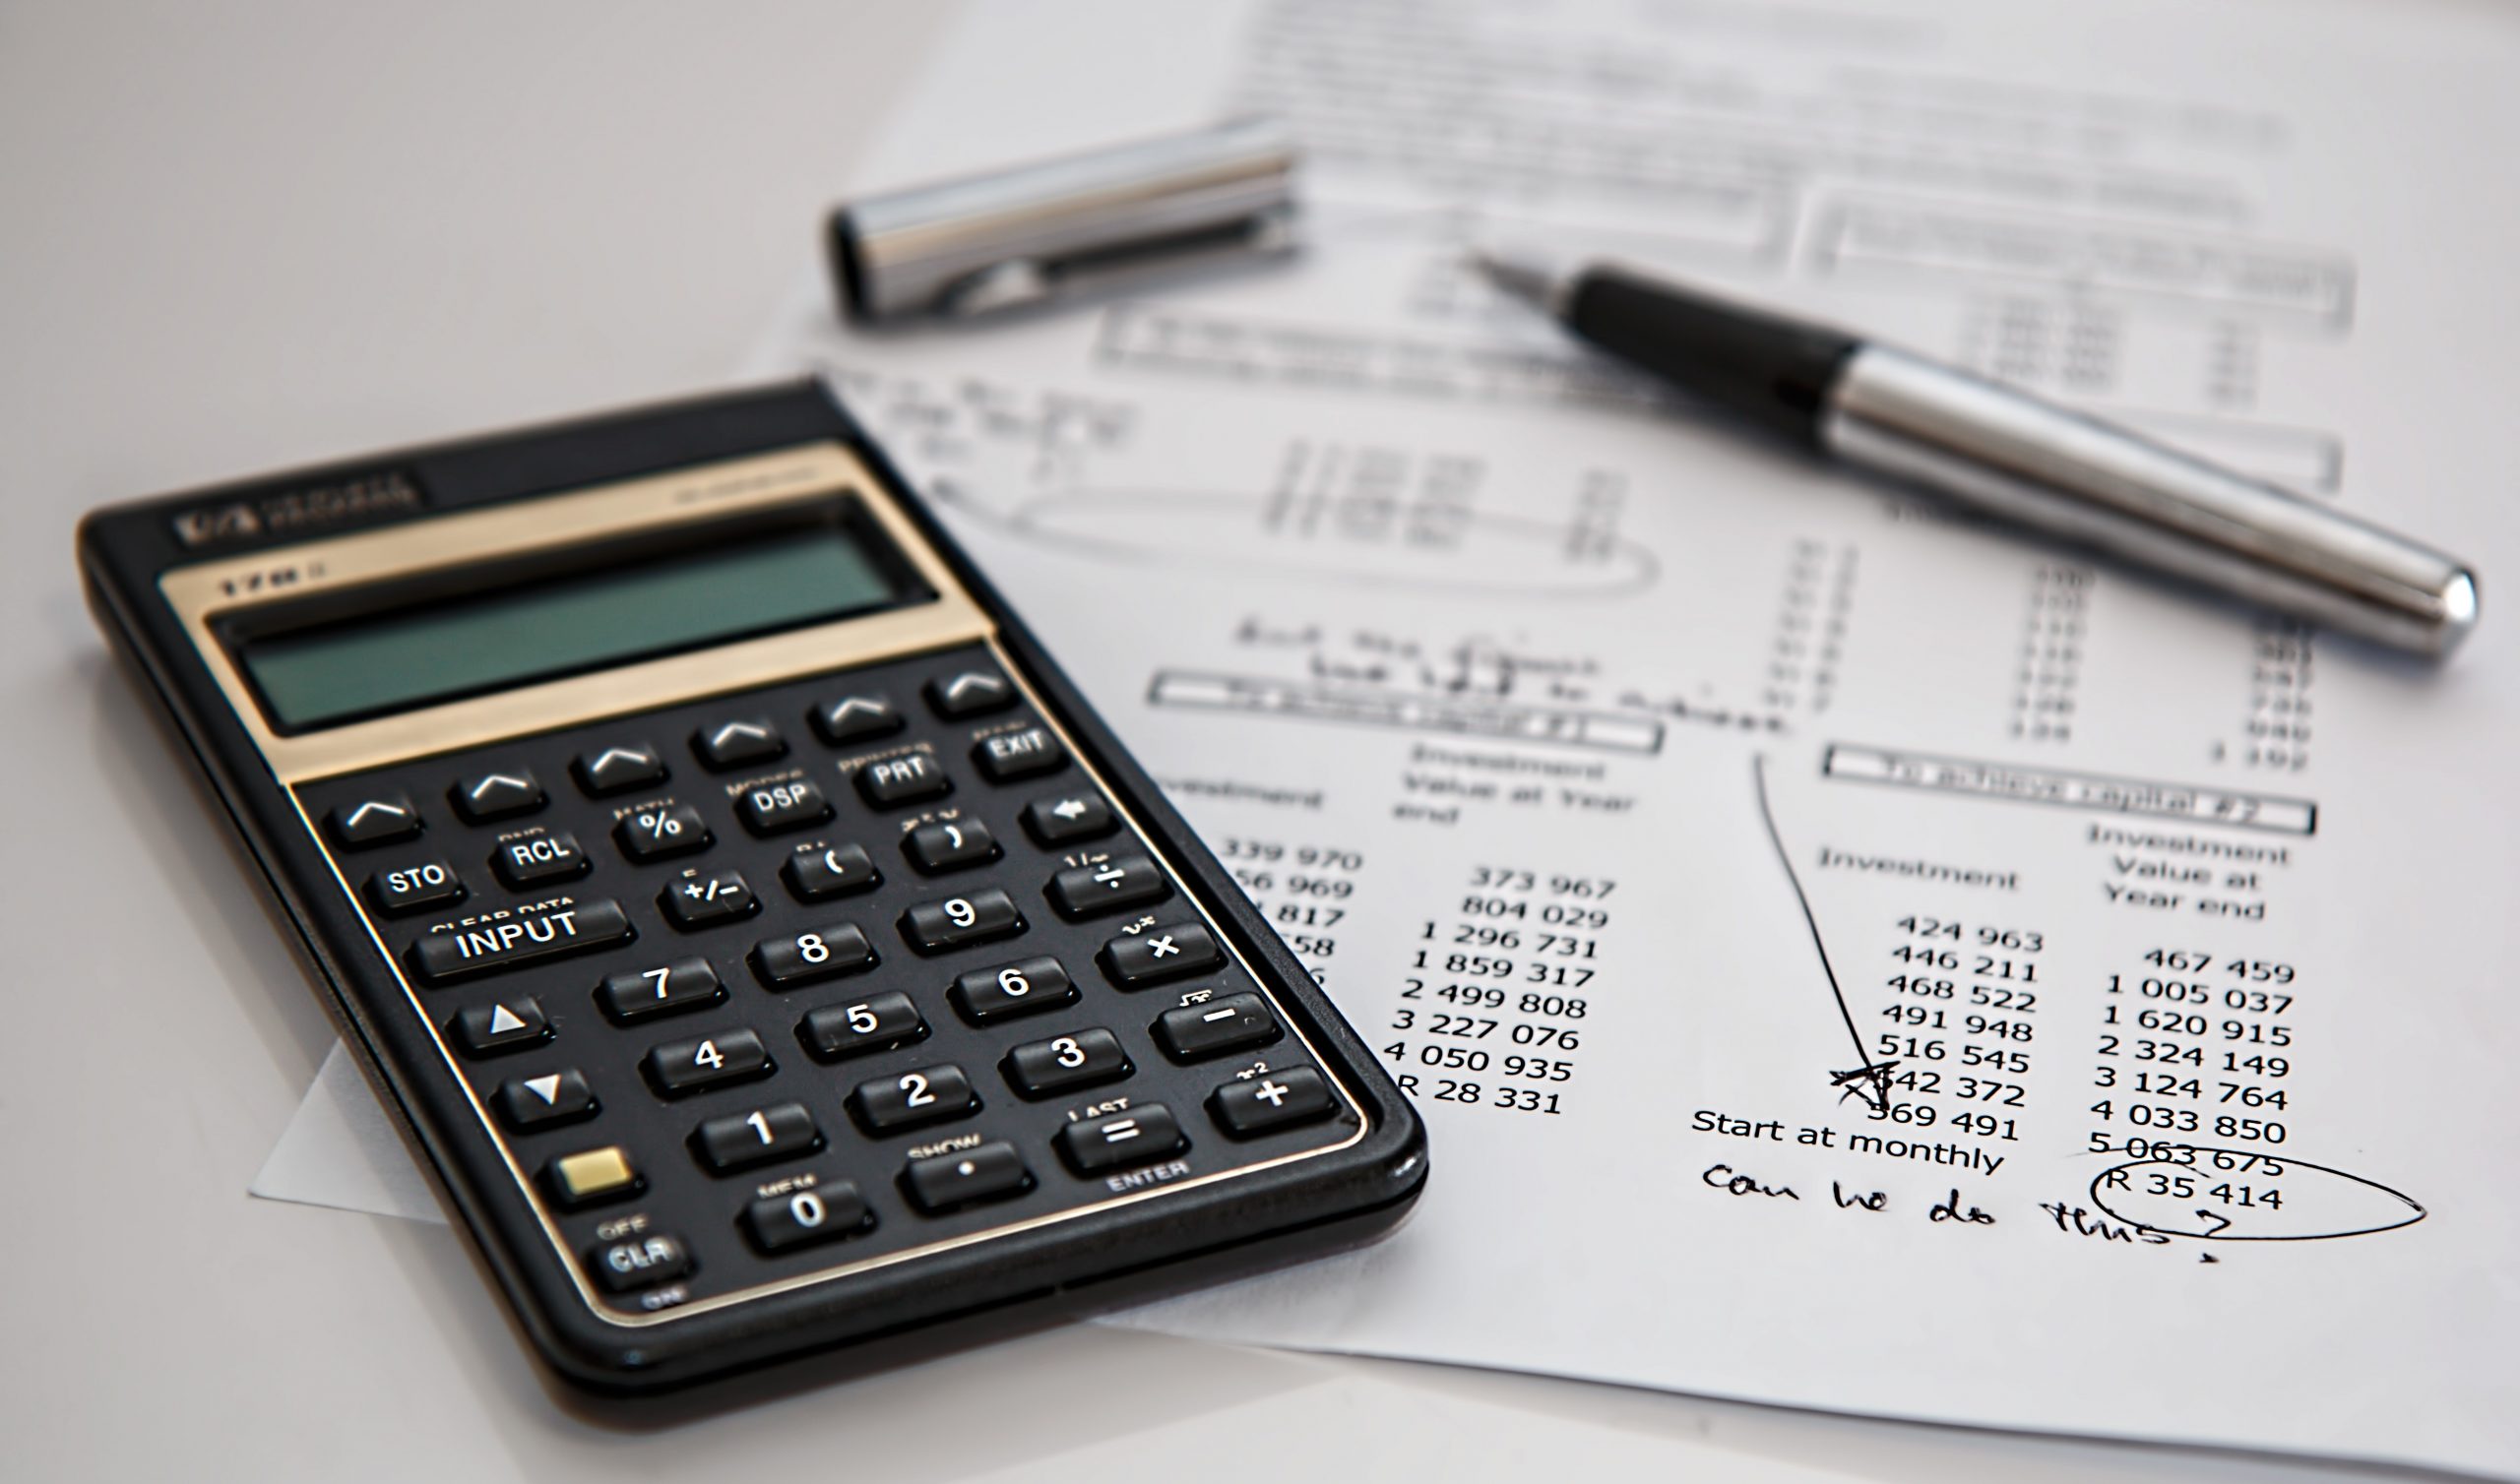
[492, 831, 589, 889]
[589, 1233, 691, 1293]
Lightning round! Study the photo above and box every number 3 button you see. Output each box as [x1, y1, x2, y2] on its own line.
[751, 924, 876, 988]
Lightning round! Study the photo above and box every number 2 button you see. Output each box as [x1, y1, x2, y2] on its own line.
[847, 1064, 977, 1134]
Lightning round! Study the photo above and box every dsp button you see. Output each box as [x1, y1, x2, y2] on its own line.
[614, 803, 710, 862]
[1003, 1028, 1132, 1099]
[782, 842, 880, 900]
[902, 1142, 1031, 1213]
[1055, 1103, 1186, 1175]
[811, 694, 903, 745]
[450, 769, 544, 824]
[596, 958, 724, 1023]
[926, 670, 1016, 718]
[1210, 1067, 1337, 1138]
[949, 956, 1077, 1024]
[492, 830, 590, 889]
[660, 869, 760, 930]
[1154, 993, 1282, 1062]
[855, 752, 951, 808]
[408, 899, 632, 984]
[325, 794, 421, 849]
[736, 778, 833, 836]
[588, 1232, 691, 1294]
[1047, 854, 1172, 919]
[1022, 791, 1115, 846]
[693, 1101, 822, 1174]
[365, 857, 466, 916]
[573, 743, 666, 796]
[1101, 922, 1223, 988]
[972, 726, 1065, 782]
[447, 996, 550, 1058]
[743, 1182, 872, 1254]
[847, 1064, 978, 1134]
[494, 1069, 597, 1130]
[899, 889, 1024, 955]
[694, 717, 786, 771]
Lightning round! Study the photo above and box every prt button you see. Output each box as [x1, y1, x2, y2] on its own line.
[855, 753, 951, 808]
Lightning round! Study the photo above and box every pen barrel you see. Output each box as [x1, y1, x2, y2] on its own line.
[1819, 346, 2479, 655]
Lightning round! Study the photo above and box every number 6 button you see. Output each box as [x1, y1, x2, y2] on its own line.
[751, 924, 876, 988]
[948, 956, 1077, 1023]
[847, 1063, 977, 1134]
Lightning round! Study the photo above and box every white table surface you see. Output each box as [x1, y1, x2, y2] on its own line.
[0, 5, 2446, 1480]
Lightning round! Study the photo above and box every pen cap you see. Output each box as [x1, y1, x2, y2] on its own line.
[828, 117, 1298, 324]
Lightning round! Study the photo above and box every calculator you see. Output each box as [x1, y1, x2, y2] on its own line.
[78, 383, 1425, 1391]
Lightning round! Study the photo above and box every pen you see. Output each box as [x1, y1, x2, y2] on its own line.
[1470, 250, 2479, 657]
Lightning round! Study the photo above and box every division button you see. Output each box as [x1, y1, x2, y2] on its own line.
[904, 818, 999, 874]
[902, 1141, 1031, 1213]
[736, 778, 834, 836]
[782, 842, 881, 901]
[854, 752, 952, 808]
[1209, 1067, 1337, 1138]
[925, 670, 1016, 718]
[573, 743, 667, 797]
[447, 996, 550, 1058]
[847, 1063, 978, 1134]
[660, 869, 761, 931]
[972, 726, 1066, 782]
[1055, 1103, 1186, 1175]
[1002, 1028, 1133, 1099]
[326, 794, 421, 849]
[752, 923, 877, 988]
[1021, 792, 1117, 846]
[797, 991, 926, 1061]
[492, 830, 591, 890]
[494, 1068, 598, 1130]
[450, 769, 545, 824]
[596, 957, 725, 1023]
[1154, 993, 1283, 1063]
[1047, 854, 1172, 919]
[614, 803, 712, 862]
[547, 1145, 642, 1207]
[743, 1182, 872, 1254]
[365, 857, 467, 916]
[899, 889, 1024, 955]
[694, 717, 787, 771]
[1100, 921, 1223, 988]
[693, 1101, 822, 1174]
[811, 694, 904, 746]
[408, 898, 633, 984]
[643, 1027, 774, 1096]
[588, 1232, 691, 1293]
[949, 956, 1077, 1024]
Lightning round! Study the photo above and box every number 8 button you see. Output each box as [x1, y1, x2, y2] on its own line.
[751, 923, 877, 987]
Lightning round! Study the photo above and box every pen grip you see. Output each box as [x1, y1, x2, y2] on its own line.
[1566, 268, 1858, 446]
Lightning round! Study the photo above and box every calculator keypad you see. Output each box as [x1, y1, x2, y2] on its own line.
[296, 643, 1362, 1316]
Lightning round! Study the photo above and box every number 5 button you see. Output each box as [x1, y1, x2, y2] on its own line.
[750, 924, 876, 988]
[847, 1063, 977, 1134]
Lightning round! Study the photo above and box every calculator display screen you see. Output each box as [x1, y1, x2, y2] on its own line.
[237, 522, 914, 731]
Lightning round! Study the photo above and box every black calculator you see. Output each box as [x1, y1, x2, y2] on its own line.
[78, 384, 1424, 1391]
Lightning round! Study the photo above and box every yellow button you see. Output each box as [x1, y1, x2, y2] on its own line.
[551, 1145, 639, 1205]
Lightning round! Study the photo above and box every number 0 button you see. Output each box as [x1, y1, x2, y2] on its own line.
[847, 1064, 977, 1134]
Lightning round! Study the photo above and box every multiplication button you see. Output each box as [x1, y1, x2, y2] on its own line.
[1209, 1068, 1336, 1138]
[1100, 921, 1222, 987]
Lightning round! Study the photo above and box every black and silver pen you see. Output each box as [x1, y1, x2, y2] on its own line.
[1471, 250, 2478, 657]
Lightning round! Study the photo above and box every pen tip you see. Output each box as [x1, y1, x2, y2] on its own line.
[1464, 246, 1568, 314]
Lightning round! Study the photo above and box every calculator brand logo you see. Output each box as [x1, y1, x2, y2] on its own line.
[170, 469, 423, 548]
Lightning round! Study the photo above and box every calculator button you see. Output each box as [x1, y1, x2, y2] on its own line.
[949, 956, 1078, 1024]
[491, 831, 591, 890]
[450, 770, 545, 824]
[614, 803, 712, 862]
[899, 889, 1025, 955]
[902, 1142, 1031, 1213]
[365, 858, 467, 916]
[1154, 994, 1282, 1062]
[782, 842, 881, 900]
[589, 1233, 691, 1293]
[573, 743, 667, 796]
[326, 794, 421, 849]
[752, 924, 878, 988]
[1021, 792, 1117, 845]
[855, 753, 952, 807]
[596, 957, 724, 1023]
[694, 718, 787, 771]
[973, 726, 1066, 782]
[547, 1145, 641, 1207]
[926, 670, 1016, 718]
[904, 818, 1000, 874]
[1056, 1103, 1186, 1175]
[1002, 1028, 1132, 1099]
[694, 1101, 822, 1173]
[494, 1069, 598, 1130]
[1100, 922, 1223, 987]
[448, 996, 550, 1057]
[408, 899, 633, 984]
[661, 869, 760, 931]
[1209, 1067, 1337, 1138]
[798, 992, 927, 1061]
[811, 695, 904, 745]
[1047, 854, 1172, 919]
[743, 1183, 872, 1254]
[735, 778, 834, 836]
[848, 1064, 978, 1134]
[643, 1028, 774, 1096]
